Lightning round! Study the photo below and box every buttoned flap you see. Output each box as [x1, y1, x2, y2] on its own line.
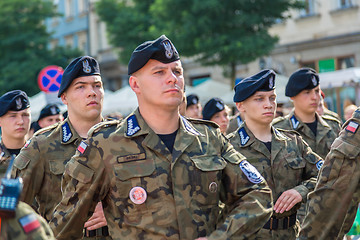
[49, 159, 66, 175]
[114, 155, 155, 181]
[332, 138, 360, 159]
[13, 155, 31, 170]
[66, 160, 94, 184]
[190, 155, 227, 171]
[284, 152, 306, 169]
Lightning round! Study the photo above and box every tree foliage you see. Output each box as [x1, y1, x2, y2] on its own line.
[0, 0, 82, 96]
[96, 0, 302, 81]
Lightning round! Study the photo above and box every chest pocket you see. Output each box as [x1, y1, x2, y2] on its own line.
[189, 155, 227, 206]
[285, 152, 306, 169]
[114, 156, 155, 181]
[49, 159, 66, 175]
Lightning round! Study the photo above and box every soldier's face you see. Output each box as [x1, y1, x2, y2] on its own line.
[61, 75, 104, 121]
[130, 59, 184, 111]
[0, 108, 31, 140]
[291, 85, 320, 115]
[185, 103, 202, 119]
[38, 114, 63, 128]
[237, 90, 276, 125]
[210, 108, 230, 134]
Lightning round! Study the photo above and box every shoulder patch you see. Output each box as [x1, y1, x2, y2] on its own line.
[19, 213, 41, 234]
[62, 122, 72, 143]
[345, 121, 359, 133]
[237, 127, 250, 146]
[24, 139, 31, 148]
[77, 141, 88, 154]
[239, 160, 264, 184]
[186, 117, 220, 129]
[127, 115, 141, 136]
[316, 159, 324, 170]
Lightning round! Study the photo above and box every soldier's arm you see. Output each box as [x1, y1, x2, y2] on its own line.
[207, 134, 273, 240]
[50, 138, 109, 240]
[13, 137, 44, 206]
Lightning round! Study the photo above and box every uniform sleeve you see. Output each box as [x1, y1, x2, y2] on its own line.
[50, 138, 109, 240]
[299, 120, 360, 240]
[13, 137, 44, 207]
[207, 133, 273, 240]
[292, 136, 322, 201]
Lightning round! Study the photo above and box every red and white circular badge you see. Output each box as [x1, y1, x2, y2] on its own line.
[129, 186, 147, 204]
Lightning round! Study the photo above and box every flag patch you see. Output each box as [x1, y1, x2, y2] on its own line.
[77, 141, 88, 154]
[346, 121, 359, 133]
[19, 213, 40, 234]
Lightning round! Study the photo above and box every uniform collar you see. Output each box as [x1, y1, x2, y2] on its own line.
[237, 123, 254, 147]
[288, 109, 331, 130]
[0, 141, 11, 159]
[124, 108, 204, 138]
[60, 118, 82, 144]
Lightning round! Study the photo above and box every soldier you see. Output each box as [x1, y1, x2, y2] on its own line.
[0, 90, 30, 176]
[202, 97, 230, 134]
[273, 68, 341, 160]
[226, 112, 244, 134]
[185, 94, 202, 119]
[50, 35, 273, 240]
[227, 69, 322, 239]
[13, 56, 110, 239]
[299, 107, 360, 239]
[37, 104, 63, 129]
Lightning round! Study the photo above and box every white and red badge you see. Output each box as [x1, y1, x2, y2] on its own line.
[346, 121, 359, 133]
[77, 141, 88, 154]
[129, 186, 147, 205]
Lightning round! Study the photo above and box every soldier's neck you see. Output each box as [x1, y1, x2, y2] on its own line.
[245, 120, 272, 142]
[138, 106, 180, 134]
[294, 109, 316, 123]
[67, 115, 102, 138]
[1, 136, 26, 150]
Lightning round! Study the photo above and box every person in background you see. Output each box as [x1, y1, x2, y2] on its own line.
[13, 56, 111, 239]
[37, 104, 63, 129]
[0, 90, 31, 176]
[344, 104, 358, 121]
[203, 97, 230, 134]
[226, 111, 244, 134]
[319, 90, 342, 122]
[227, 69, 322, 239]
[185, 94, 202, 119]
[50, 35, 272, 240]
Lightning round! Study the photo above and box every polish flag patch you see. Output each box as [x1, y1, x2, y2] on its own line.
[77, 141, 88, 154]
[346, 121, 359, 133]
[19, 213, 41, 234]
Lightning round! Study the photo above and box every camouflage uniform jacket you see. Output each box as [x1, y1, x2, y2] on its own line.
[226, 114, 243, 135]
[50, 109, 273, 240]
[0, 142, 13, 176]
[299, 108, 360, 240]
[272, 109, 341, 159]
[0, 201, 55, 240]
[13, 118, 83, 222]
[227, 123, 322, 218]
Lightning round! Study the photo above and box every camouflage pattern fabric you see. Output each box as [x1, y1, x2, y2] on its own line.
[272, 109, 341, 160]
[227, 123, 322, 239]
[50, 109, 273, 240]
[299, 108, 360, 240]
[324, 108, 342, 124]
[0, 201, 55, 240]
[226, 114, 243, 135]
[0, 142, 12, 177]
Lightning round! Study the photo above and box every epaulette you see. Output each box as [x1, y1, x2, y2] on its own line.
[186, 117, 220, 129]
[88, 119, 120, 136]
[274, 127, 301, 137]
[33, 122, 60, 137]
[272, 116, 286, 125]
[321, 114, 341, 124]
[225, 131, 236, 139]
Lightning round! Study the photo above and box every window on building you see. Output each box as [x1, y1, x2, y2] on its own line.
[77, 31, 88, 54]
[299, 0, 316, 17]
[337, 0, 354, 8]
[50, 39, 59, 50]
[78, 0, 88, 14]
[64, 35, 74, 48]
[338, 56, 355, 69]
[65, 0, 74, 18]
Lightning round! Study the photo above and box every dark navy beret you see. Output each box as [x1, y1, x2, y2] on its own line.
[285, 68, 319, 97]
[186, 94, 199, 108]
[203, 98, 225, 121]
[0, 90, 30, 117]
[233, 69, 276, 102]
[58, 56, 101, 97]
[38, 104, 61, 121]
[128, 35, 180, 75]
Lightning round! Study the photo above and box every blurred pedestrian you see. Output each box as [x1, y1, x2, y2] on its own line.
[345, 104, 357, 121]
[203, 97, 230, 134]
[185, 94, 202, 119]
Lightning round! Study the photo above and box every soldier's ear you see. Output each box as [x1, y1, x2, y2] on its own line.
[236, 102, 244, 113]
[129, 75, 140, 94]
[60, 92, 68, 106]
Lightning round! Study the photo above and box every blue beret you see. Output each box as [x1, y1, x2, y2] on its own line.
[58, 56, 100, 97]
[38, 104, 61, 121]
[285, 68, 319, 97]
[128, 35, 180, 75]
[0, 90, 30, 117]
[203, 98, 225, 121]
[233, 69, 276, 102]
[186, 94, 199, 108]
